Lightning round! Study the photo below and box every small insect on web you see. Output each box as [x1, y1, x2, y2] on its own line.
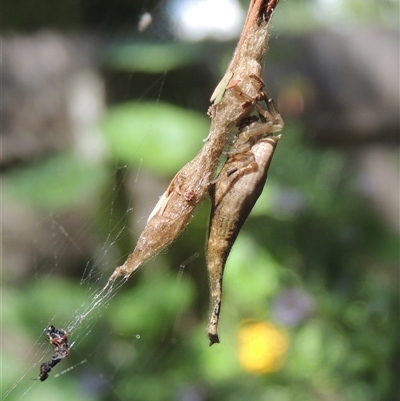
[38, 325, 71, 381]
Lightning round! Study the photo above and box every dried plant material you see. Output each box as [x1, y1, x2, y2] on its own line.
[107, 0, 281, 284]
[105, 1, 283, 344]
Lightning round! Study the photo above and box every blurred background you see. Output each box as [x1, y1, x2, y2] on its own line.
[2, 0, 399, 400]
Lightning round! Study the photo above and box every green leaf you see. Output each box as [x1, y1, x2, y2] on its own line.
[100, 101, 209, 175]
[108, 272, 194, 334]
[226, 234, 282, 308]
[104, 43, 204, 73]
[3, 152, 108, 211]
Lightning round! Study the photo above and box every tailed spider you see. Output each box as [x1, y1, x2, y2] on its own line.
[38, 325, 70, 381]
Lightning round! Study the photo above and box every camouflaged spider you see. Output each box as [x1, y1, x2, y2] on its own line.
[38, 325, 70, 381]
[206, 81, 283, 346]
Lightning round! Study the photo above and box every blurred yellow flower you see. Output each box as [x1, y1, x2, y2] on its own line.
[239, 321, 289, 374]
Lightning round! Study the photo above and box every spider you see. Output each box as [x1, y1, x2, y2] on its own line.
[38, 325, 70, 381]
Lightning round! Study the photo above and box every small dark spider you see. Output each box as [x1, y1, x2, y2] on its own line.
[46, 325, 69, 355]
[38, 325, 70, 381]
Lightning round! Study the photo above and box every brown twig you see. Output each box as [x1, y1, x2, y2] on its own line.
[106, 0, 281, 283]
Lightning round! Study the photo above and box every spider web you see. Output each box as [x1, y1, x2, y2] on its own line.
[2, 17, 207, 401]
[3, 157, 203, 401]
[1, 1, 288, 401]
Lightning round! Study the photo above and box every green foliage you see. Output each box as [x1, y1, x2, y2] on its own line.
[3, 1, 399, 397]
[272, 0, 399, 32]
[100, 101, 209, 175]
[104, 43, 205, 73]
[108, 268, 195, 334]
[3, 115, 398, 401]
[3, 151, 108, 211]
